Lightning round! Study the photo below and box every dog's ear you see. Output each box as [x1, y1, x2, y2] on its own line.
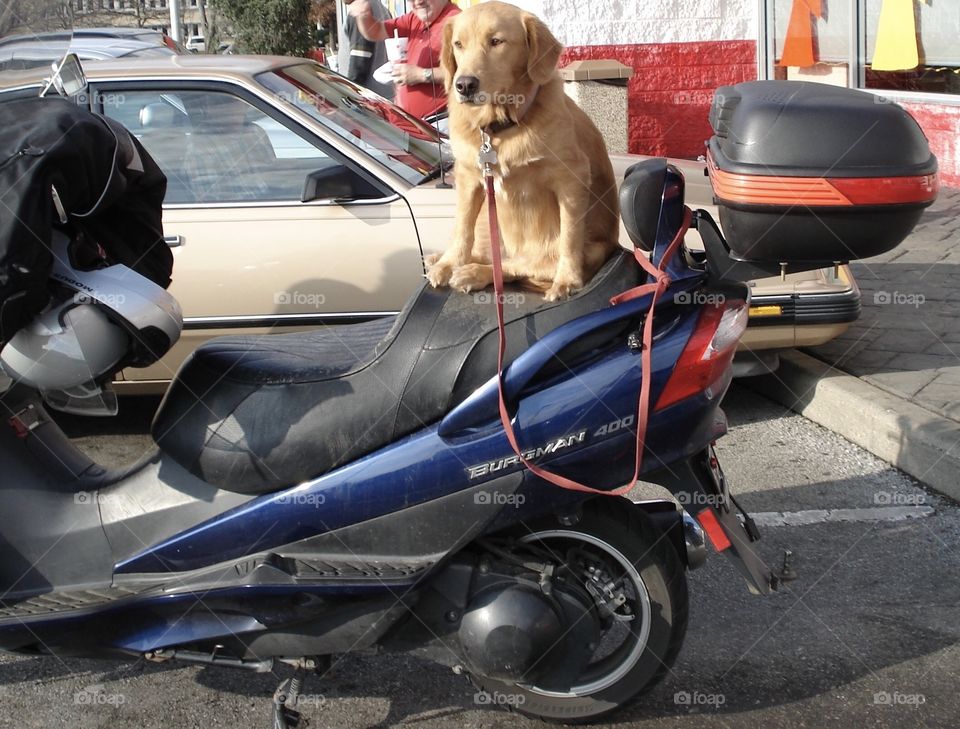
[523, 13, 563, 86]
[440, 21, 457, 94]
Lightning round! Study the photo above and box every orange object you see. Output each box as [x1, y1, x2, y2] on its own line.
[697, 508, 732, 552]
[780, 0, 823, 68]
[707, 152, 939, 208]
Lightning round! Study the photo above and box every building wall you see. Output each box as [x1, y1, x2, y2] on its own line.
[902, 103, 960, 188]
[560, 40, 756, 159]
[512, 0, 759, 160]
[542, 0, 755, 47]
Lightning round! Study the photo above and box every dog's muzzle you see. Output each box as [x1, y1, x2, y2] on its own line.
[455, 75, 480, 102]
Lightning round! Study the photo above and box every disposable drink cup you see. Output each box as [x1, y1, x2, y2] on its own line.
[384, 36, 408, 63]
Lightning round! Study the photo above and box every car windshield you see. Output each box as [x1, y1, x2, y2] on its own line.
[257, 63, 445, 185]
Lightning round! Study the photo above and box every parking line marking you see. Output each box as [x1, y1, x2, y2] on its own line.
[751, 506, 935, 527]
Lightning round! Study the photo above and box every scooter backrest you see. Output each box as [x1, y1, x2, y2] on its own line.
[619, 158, 669, 252]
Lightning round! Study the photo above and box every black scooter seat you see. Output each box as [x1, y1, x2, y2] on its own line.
[152, 252, 641, 494]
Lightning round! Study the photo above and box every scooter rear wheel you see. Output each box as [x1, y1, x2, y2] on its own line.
[470, 499, 689, 723]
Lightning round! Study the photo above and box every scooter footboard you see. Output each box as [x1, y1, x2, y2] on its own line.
[645, 446, 775, 595]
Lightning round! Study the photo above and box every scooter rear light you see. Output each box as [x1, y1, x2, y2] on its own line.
[654, 298, 748, 410]
[706, 302, 749, 356]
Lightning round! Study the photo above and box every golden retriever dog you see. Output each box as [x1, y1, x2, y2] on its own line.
[424, 0, 620, 301]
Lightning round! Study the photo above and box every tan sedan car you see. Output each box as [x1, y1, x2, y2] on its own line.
[0, 56, 858, 392]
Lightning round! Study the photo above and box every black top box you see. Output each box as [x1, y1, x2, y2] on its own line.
[707, 81, 938, 263]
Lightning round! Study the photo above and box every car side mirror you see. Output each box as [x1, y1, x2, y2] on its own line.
[40, 53, 87, 98]
[301, 166, 384, 203]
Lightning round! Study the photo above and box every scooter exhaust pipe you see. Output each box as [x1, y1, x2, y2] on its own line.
[637, 501, 708, 571]
[682, 511, 708, 570]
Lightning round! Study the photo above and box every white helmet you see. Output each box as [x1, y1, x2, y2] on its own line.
[0, 231, 182, 414]
[0, 300, 129, 409]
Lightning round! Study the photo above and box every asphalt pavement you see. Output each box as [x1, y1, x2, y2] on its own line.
[750, 185, 960, 503]
[4, 385, 957, 729]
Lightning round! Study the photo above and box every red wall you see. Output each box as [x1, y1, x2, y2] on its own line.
[560, 40, 757, 160]
[902, 102, 960, 188]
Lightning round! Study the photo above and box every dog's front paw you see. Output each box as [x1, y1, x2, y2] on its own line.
[426, 259, 455, 288]
[449, 263, 493, 293]
[544, 279, 581, 301]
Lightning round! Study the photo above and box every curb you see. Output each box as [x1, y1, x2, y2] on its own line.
[747, 350, 960, 503]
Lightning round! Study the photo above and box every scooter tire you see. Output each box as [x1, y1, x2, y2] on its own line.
[470, 498, 689, 723]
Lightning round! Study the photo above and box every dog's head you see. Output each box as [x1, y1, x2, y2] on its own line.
[441, 1, 562, 121]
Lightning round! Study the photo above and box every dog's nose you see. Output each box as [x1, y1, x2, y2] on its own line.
[456, 76, 480, 99]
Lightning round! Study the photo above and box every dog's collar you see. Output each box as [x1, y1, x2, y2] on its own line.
[485, 118, 518, 134]
[481, 85, 540, 136]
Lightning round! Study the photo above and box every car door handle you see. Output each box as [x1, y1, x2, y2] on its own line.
[164, 235, 184, 248]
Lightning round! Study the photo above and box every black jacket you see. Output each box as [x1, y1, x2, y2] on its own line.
[0, 97, 170, 342]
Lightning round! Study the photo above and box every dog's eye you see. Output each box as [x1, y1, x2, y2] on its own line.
[490, 37, 504, 46]
[453, 40, 463, 49]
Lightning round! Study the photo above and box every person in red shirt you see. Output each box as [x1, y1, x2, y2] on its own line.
[346, 0, 460, 119]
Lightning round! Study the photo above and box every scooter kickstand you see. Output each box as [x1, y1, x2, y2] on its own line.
[272, 666, 307, 729]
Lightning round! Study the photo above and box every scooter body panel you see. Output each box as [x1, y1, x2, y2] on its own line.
[112, 297, 700, 577]
[0, 417, 115, 602]
[0, 472, 525, 655]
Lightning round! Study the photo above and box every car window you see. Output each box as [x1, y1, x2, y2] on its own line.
[257, 63, 445, 185]
[101, 88, 338, 204]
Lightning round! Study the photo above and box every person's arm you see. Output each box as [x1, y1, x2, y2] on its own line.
[427, 64, 445, 85]
[346, 0, 389, 42]
[346, 17, 376, 82]
[392, 64, 445, 86]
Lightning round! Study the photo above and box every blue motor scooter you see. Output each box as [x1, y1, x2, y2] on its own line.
[0, 57, 936, 727]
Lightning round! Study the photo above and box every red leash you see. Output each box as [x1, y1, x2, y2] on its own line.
[484, 164, 691, 496]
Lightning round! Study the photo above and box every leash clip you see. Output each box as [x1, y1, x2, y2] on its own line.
[478, 129, 498, 175]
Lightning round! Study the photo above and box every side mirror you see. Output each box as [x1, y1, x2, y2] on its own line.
[301, 166, 384, 203]
[40, 53, 87, 98]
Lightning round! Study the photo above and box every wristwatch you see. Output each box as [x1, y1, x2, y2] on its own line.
[423, 68, 434, 84]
